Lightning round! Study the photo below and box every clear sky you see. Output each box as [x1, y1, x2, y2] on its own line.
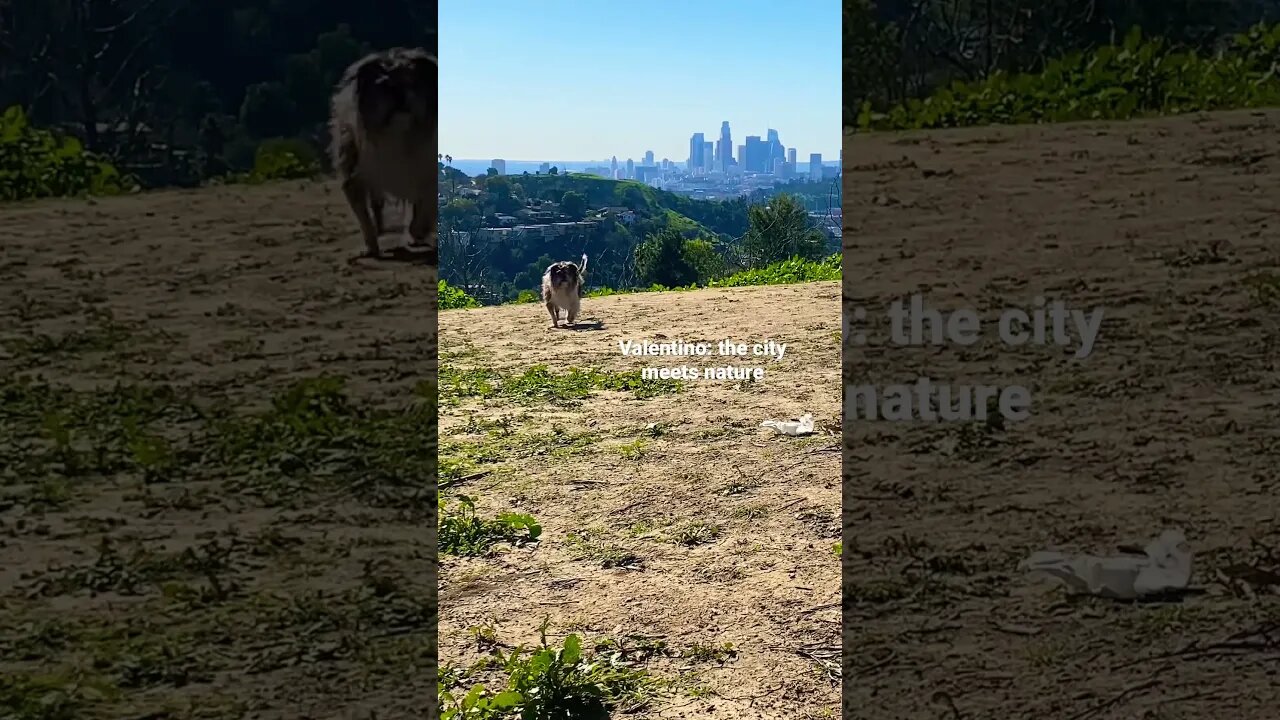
[439, 0, 840, 163]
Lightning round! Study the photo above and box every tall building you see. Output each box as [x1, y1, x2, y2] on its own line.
[787, 147, 797, 165]
[718, 121, 732, 172]
[744, 136, 766, 173]
[737, 144, 746, 171]
[490, 159, 506, 175]
[625, 158, 634, 179]
[809, 153, 823, 179]
[688, 133, 705, 171]
[765, 129, 785, 172]
[702, 141, 714, 172]
[539, 162, 551, 174]
[644, 150, 654, 165]
[611, 156, 618, 177]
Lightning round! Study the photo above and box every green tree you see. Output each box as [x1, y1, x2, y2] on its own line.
[682, 238, 727, 284]
[560, 190, 587, 220]
[634, 229, 698, 288]
[740, 193, 826, 268]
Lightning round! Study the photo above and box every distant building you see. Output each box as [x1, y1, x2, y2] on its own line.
[625, 158, 634, 179]
[766, 129, 785, 172]
[744, 136, 766, 173]
[702, 141, 713, 172]
[539, 162, 551, 174]
[788, 147, 797, 165]
[688, 132, 705, 171]
[611, 156, 618, 177]
[600, 206, 637, 224]
[718, 121, 733, 172]
[644, 150, 655, 165]
[809, 153, 822, 179]
[490, 159, 506, 175]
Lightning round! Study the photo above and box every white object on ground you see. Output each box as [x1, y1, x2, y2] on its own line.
[761, 414, 815, 436]
[1019, 529, 1192, 600]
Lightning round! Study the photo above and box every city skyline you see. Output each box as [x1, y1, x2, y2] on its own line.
[439, 0, 840, 160]
[444, 120, 829, 166]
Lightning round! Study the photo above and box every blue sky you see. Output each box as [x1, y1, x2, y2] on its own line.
[439, 0, 840, 163]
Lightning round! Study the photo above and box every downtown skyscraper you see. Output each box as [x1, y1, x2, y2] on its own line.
[717, 121, 733, 172]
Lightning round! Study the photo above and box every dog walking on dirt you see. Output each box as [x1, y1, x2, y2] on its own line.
[542, 254, 588, 328]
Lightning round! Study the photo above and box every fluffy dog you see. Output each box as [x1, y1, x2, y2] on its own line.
[328, 47, 437, 261]
[542, 254, 588, 327]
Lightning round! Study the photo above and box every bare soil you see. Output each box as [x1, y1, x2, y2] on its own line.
[1, 181, 438, 719]
[844, 109, 1280, 719]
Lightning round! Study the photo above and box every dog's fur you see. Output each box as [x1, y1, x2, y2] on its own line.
[329, 47, 438, 260]
[542, 254, 588, 327]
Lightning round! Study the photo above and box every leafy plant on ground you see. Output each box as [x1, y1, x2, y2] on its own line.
[439, 621, 659, 720]
[438, 495, 541, 556]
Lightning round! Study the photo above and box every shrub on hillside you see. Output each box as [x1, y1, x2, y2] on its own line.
[0, 106, 135, 202]
[250, 137, 321, 181]
[440, 280, 481, 309]
[858, 23, 1280, 132]
[710, 254, 841, 288]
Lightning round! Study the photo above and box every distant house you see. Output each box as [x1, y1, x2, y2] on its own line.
[599, 206, 636, 224]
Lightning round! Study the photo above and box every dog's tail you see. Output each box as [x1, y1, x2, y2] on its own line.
[580, 253, 589, 277]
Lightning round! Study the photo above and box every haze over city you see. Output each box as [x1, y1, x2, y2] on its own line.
[439, 0, 840, 166]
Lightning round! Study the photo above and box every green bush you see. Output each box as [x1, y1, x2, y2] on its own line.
[510, 289, 541, 305]
[709, 253, 841, 287]
[859, 23, 1280, 132]
[440, 280, 481, 310]
[0, 106, 135, 201]
[248, 137, 320, 181]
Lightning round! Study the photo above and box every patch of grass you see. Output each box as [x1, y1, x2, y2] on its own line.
[0, 375, 437, 512]
[564, 529, 642, 569]
[439, 495, 542, 556]
[0, 671, 117, 719]
[437, 364, 681, 405]
[670, 521, 721, 547]
[614, 439, 648, 460]
[683, 641, 737, 664]
[1243, 271, 1280, 308]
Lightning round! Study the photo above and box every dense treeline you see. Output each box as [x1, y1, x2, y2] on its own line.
[847, 0, 1280, 127]
[437, 169, 838, 304]
[0, 0, 436, 188]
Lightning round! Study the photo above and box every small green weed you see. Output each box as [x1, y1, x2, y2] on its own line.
[440, 620, 659, 720]
[439, 495, 542, 556]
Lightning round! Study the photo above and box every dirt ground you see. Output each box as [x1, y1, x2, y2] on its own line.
[1, 181, 439, 718]
[0, 178, 842, 718]
[844, 109, 1280, 719]
[436, 285, 842, 717]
